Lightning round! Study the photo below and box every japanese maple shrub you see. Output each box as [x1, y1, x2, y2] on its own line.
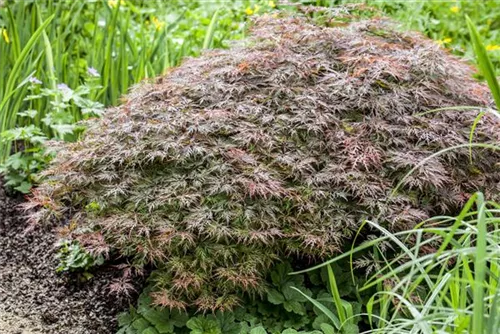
[28, 12, 500, 311]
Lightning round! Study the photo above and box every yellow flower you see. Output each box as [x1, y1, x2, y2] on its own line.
[1, 28, 10, 44]
[436, 37, 452, 45]
[486, 44, 500, 51]
[108, 0, 125, 8]
[152, 17, 165, 31]
[254, 4, 260, 13]
[450, 6, 460, 13]
[269, 0, 276, 8]
[245, 7, 254, 15]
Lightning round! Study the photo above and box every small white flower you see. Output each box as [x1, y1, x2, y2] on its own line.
[29, 76, 42, 85]
[87, 67, 100, 77]
[57, 83, 70, 91]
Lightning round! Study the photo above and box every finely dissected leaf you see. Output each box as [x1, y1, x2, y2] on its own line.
[29, 11, 500, 312]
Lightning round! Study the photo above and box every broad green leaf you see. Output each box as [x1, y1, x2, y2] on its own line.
[186, 316, 221, 334]
[312, 314, 331, 330]
[216, 311, 241, 334]
[281, 329, 298, 334]
[132, 318, 151, 331]
[267, 289, 285, 305]
[319, 323, 336, 334]
[170, 310, 189, 328]
[282, 284, 311, 303]
[283, 300, 306, 315]
[14, 181, 32, 194]
[142, 327, 160, 334]
[249, 327, 267, 334]
[117, 312, 134, 327]
[141, 308, 173, 333]
[342, 324, 359, 334]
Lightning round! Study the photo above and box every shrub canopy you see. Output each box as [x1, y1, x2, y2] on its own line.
[29, 12, 500, 311]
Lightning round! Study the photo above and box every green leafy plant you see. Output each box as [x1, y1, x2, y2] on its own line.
[56, 239, 105, 280]
[0, 124, 52, 193]
[292, 265, 360, 334]
[0, 71, 103, 192]
[117, 263, 358, 334]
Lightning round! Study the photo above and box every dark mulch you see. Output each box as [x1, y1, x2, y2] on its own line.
[0, 184, 127, 334]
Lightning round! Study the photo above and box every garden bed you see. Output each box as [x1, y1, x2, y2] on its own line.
[0, 185, 123, 334]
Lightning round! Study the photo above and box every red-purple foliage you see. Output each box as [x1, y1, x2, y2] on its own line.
[28, 12, 500, 311]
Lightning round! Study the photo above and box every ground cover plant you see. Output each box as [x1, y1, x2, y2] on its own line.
[116, 262, 365, 334]
[27, 6, 500, 316]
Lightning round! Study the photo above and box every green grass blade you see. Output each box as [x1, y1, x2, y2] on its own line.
[203, 9, 220, 50]
[290, 286, 341, 330]
[472, 193, 486, 333]
[326, 264, 347, 326]
[466, 15, 500, 112]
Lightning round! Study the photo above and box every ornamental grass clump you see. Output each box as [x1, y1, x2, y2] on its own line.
[28, 11, 500, 311]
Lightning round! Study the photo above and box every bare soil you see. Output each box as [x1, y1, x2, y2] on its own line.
[0, 184, 125, 334]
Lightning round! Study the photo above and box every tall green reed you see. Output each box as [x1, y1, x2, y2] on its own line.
[466, 15, 500, 112]
[0, 0, 252, 162]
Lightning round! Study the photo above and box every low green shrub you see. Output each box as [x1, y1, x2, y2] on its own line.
[117, 262, 364, 334]
[28, 10, 500, 311]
